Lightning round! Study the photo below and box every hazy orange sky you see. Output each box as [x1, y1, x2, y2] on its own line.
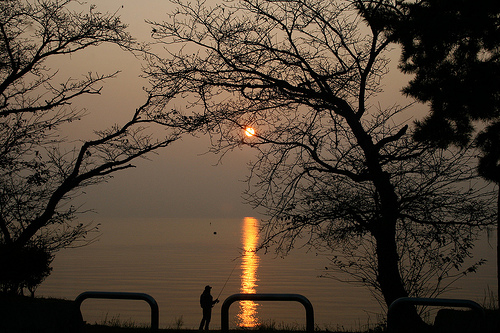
[50, 0, 266, 220]
[36, 1, 498, 321]
[58, 0, 417, 220]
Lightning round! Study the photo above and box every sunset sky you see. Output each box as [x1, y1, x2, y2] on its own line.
[33, 1, 498, 327]
[55, 0, 260, 220]
[59, 0, 417, 221]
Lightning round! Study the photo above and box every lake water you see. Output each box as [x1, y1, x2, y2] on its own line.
[37, 217, 497, 330]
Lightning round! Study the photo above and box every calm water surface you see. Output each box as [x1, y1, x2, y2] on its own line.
[38, 217, 497, 330]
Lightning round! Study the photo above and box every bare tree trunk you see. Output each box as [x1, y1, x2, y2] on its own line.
[373, 224, 427, 332]
[373, 223, 408, 306]
[368, 164, 427, 331]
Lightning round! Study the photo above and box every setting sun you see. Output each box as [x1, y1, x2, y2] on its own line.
[244, 127, 255, 137]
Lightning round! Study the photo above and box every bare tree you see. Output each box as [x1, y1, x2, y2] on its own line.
[145, 0, 496, 327]
[0, 0, 197, 295]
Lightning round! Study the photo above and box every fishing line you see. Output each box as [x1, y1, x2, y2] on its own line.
[216, 260, 239, 300]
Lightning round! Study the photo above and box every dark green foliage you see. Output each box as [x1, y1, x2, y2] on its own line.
[476, 123, 500, 183]
[381, 0, 500, 149]
[0, 244, 53, 295]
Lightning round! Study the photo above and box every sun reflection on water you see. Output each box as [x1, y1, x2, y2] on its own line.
[238, 217, 260, 327]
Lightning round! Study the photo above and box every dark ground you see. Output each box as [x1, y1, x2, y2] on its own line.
[1, 294, 498, 333]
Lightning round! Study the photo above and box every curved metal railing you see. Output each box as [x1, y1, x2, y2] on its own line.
[388, 297, 485, 332]
[221, 293, 314, 333]
[75, 291, 159, 332]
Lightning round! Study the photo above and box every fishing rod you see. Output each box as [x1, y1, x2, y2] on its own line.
[216, 260, 239, 300]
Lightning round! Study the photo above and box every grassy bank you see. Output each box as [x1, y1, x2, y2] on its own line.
[1, 294, 498, 333]
[0, 295, 366, 333]
[83, 325, 362, 333]
[84, 325, 199, 333]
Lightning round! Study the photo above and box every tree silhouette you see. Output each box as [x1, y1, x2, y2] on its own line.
[0, 0, 198, 295]
[145, 0, 496, 327]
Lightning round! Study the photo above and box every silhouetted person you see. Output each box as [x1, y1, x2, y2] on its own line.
[199, 285, 219, 330]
